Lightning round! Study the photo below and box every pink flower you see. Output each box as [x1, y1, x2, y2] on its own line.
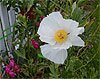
[9, 59, 15, 67]
[8, 70, 16, 78]
[14, 64, 21, 73]
[31, 39, 39, 49]
[5, 58, 21, 78]
[5, 65, 11, 73]
[40, 16, 45, 20]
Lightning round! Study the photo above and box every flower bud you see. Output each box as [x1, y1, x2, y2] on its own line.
[31, 39, 39, 49]
[40, 16, 45, 20]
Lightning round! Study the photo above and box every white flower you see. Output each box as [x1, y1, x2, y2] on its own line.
[37, 12, 85, 64]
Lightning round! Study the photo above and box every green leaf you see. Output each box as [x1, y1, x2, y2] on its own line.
[0, 32, 13, 40]
[36, 8, 44, 15]
[15, 49, 26, 59]
[37, 53, 44, 58]
[78, 0, 85, 4]
[71, 2, 76, 14]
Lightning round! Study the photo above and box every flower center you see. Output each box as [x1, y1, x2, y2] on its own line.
[54, 29, 68, 43]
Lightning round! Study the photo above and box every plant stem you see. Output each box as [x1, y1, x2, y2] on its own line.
[46, 0, 50, 15]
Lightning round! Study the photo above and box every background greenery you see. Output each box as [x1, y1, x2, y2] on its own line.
[0, 0, 100, 79]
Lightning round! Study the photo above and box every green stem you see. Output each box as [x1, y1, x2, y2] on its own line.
[46, 0, 50, 15]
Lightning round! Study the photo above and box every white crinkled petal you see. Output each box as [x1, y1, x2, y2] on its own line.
[70, 36, 85, 47]
[48, 12, 64, 25]
[38, 12, 64, 36]
[37, 18, 55, 37]
[53, 39, 72, 49]
[60, 19, 79, 33]
[77, 27, 84, 34]
[65, 19, 79, 28]
[64, 19, 79, 28]
[39, 36, 56, 45]
[48, 12, 63, 20]
[41, 44, 68, 64]
[70, 27, 84, 36]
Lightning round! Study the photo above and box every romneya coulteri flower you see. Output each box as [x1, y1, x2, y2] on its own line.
[37, 12, 85, 64]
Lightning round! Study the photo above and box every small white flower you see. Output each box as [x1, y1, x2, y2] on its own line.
[37, 12, 85, 64]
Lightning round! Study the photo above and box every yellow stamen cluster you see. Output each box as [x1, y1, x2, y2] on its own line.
[54, 29, 68, 43]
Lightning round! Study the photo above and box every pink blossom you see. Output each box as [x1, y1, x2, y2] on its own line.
[31, 39, 39, 49]
[16, 69, 21, 73]
[9, 59, 15, 67]
[5, 65, 11, 73]
[5, 58, 21, 78]
[8, 70, 16, 78]
[14, 64, 21, 73]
